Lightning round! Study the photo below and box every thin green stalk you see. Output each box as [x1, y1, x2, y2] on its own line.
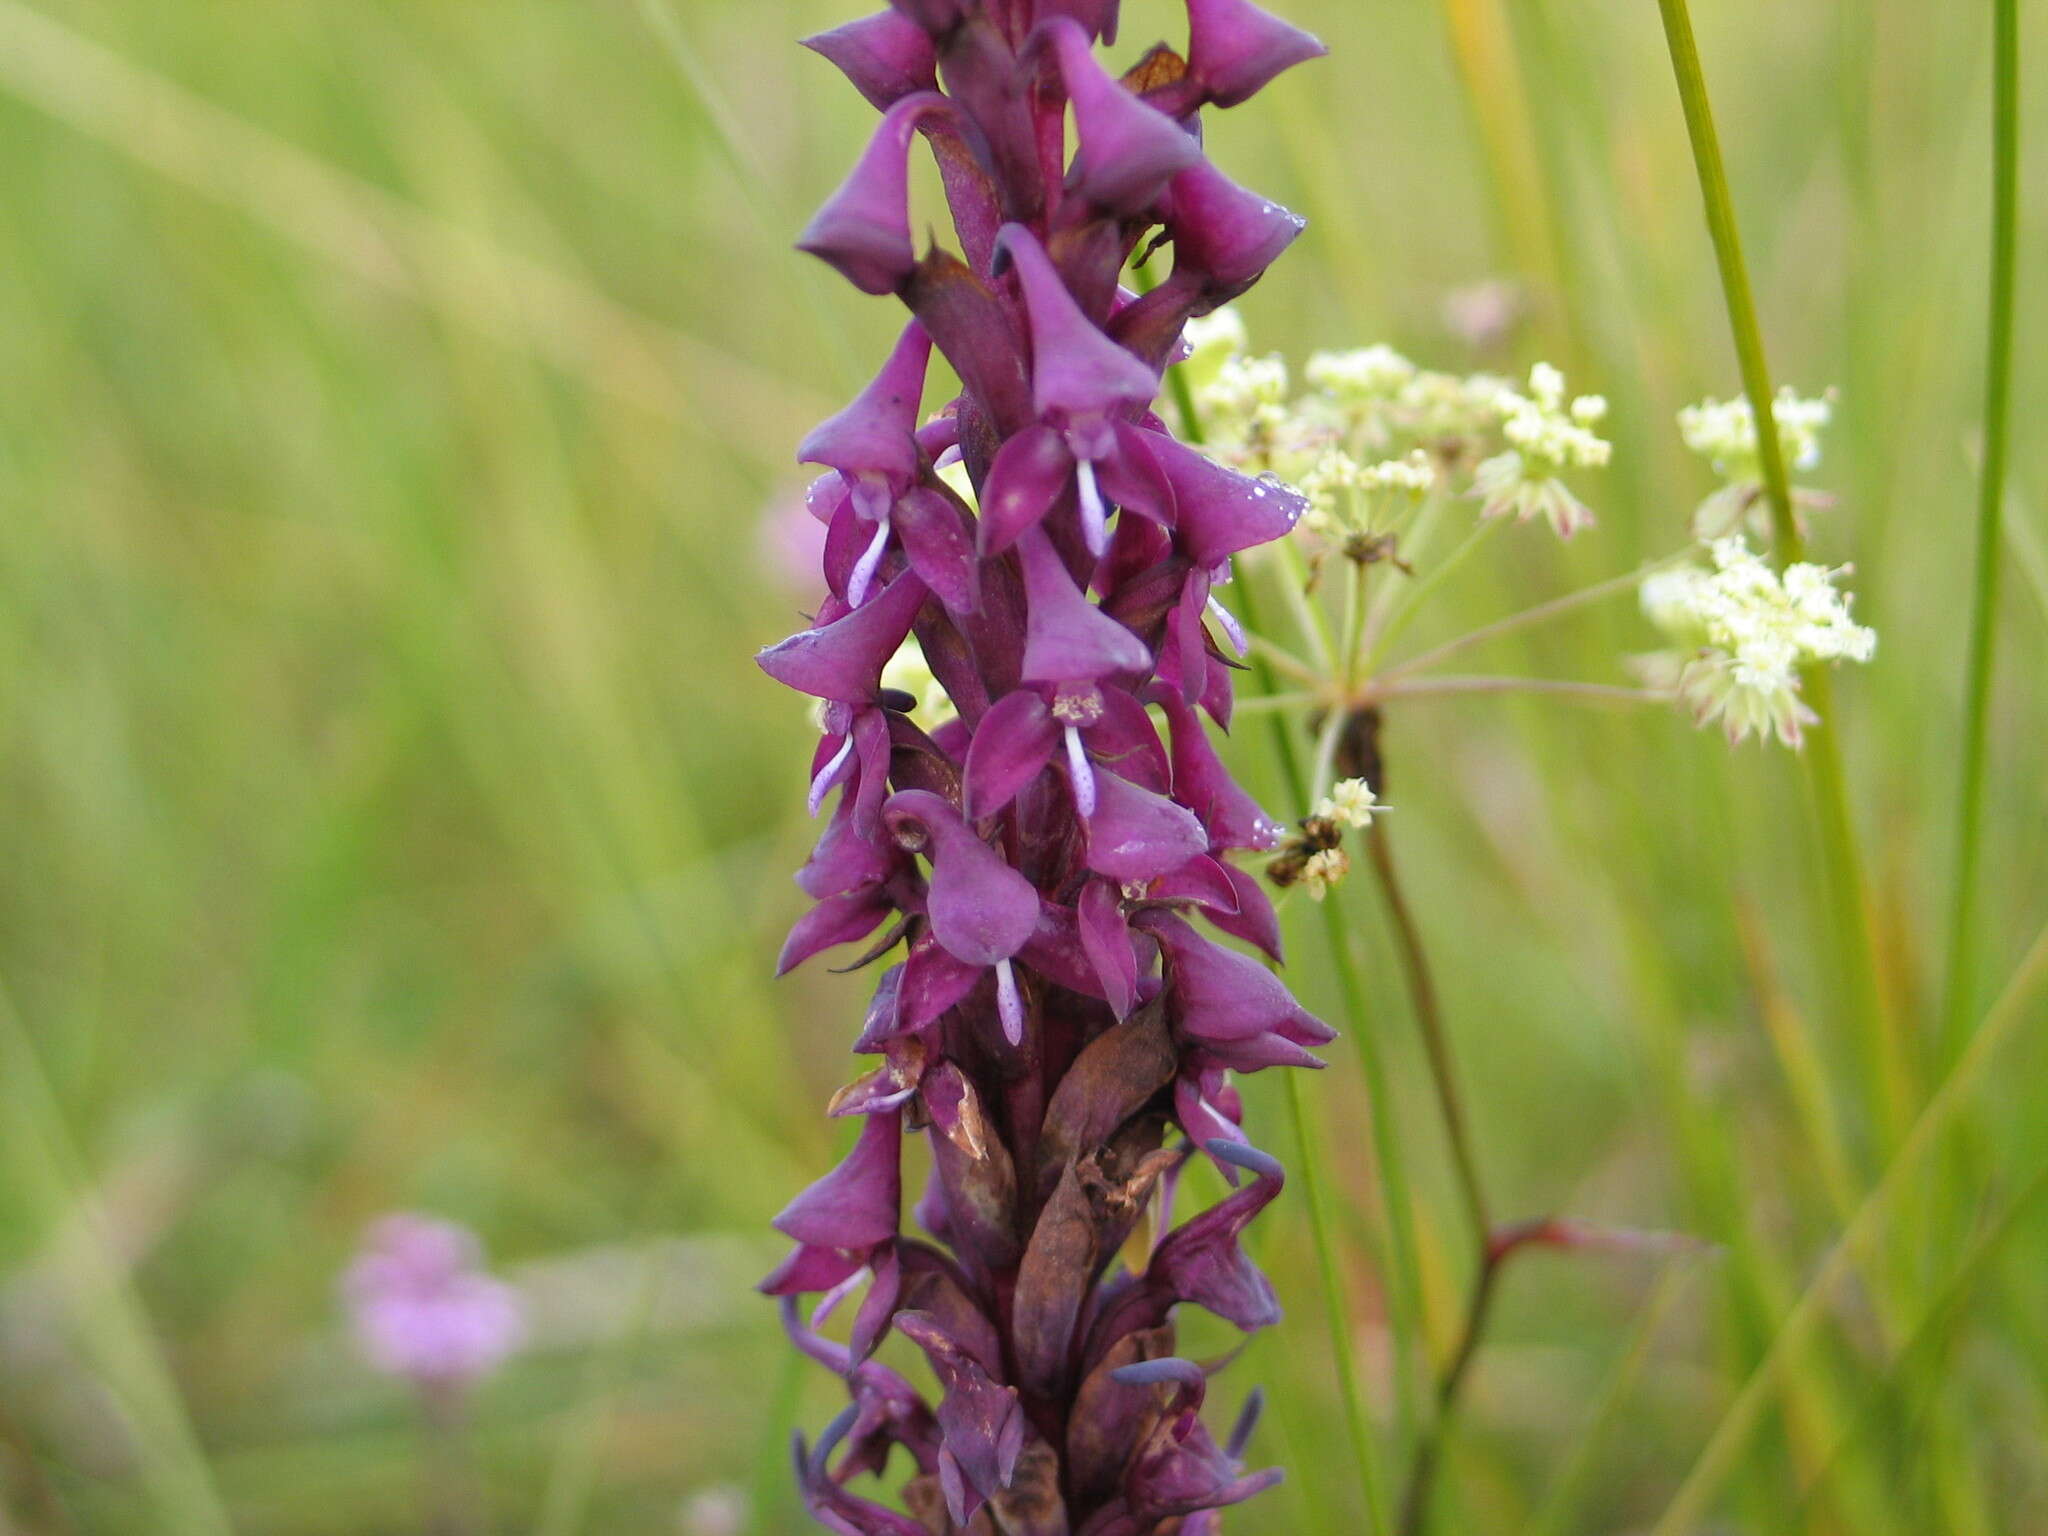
[1283, 1069, 1393, 1535]
[1377, 554, 1689, 683]
[1650, 918, 2048, 1536]
[1168, 348, 1405, 1531]
[1939, 0, 2021, 1059]
[1652, 0, 1906, 1145]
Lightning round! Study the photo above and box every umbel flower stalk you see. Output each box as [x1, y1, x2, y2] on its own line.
[757, 3, 1329, 1532]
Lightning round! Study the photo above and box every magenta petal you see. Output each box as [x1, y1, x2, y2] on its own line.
[1045, 18, 1201, 215]
[1204, 863, 1284, 961]
[799, 93, 947, 294]
[802, 10, 939, 111]
[1136, 910, 1315, 1044]
[1175, 1073, 1247, 1162]
[1084, 684, 1172, 790]
[979, 424, 1072, 556]
[899, 932, 983, 1028]
[798, 322, 931, 493]
[757, 569, 929, 701]
[1078, 879, 1139, 1018]
[1173, 570, 1212, 706]
[760, 1243, 869, 1297]
[797, 793, 897, 899]
[1186, 0, 1329, 108]
[1019, 898, 1114, 999]
[1145, 1141, 1283, 1330]
[1149, 433, 1306, 566]
[1018, 528, 1150, 683]
[1164, 159, 1307, 302]
[997, 225, 1161, 424]
[962, 690, 1060, 820]
[1154, 688, 1283, 850]
[887, 790, 1038, 966]
[1097, 420, 1178, 527]
[893, 486, 979, 613]
[1085, 769, 1209, 881]
[1151, 853, 1241, 912]
[773, 1109, 903, 1249]
[897, 1312, 1026, 1518]
[777, 887, 894, 975]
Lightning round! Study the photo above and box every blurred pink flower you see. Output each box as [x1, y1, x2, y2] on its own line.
[343, 1214, 524, 1390]
[757, 480, 829, 600]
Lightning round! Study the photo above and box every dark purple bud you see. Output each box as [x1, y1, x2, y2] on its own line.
[757, 569, 929, 701]
[997, 226, 1161, 430]
[1084, 768, 1209, 881]
[1163, 160, 1306, 304]
[772, 1109, 903, 1250]
[799, 321, 931, 507]
[802, 11, 939, 112]
[1186, 0, 1329, 108]
[799, 93, 951, 295]
[796, 1408, 934, 1535]
[1040, 1004, 1182, 1199]
[897, 1311, 1027, 1523]
[1018, 528, 1150, 683]
[962, 689, 1059, 819]
[1043, 18, 1201, 215]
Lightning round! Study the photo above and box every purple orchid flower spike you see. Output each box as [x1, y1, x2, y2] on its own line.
[764, 3, 1328, 1528]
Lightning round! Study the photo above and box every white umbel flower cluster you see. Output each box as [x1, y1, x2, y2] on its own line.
[1639, 536, 1875, 747]
[1678, 387, 1835, 540]
[1300, 848, 1351, 901]
[1315, 777, 1382, 829]
[1474, 363, 1612, 538]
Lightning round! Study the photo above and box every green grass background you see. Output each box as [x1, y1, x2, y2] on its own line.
[0, 0, 2042, 1531]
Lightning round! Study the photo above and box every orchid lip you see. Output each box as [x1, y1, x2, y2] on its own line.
[1075, 457, 1110, 557]
[808, 734, 857, 816]
[847, 515, 893, 606]
[995, 958, 1024, 1045]
[1063, 724, 1098, 816]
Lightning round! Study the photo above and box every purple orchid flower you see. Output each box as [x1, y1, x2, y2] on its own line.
[757, 4, 1328, 1529]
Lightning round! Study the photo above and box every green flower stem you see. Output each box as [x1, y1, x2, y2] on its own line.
[1377, 553, 1690, 684]
[1652, 0, 1908, 1147]
[1366, 516, 1505, 665]
[1166, 346, 1409, 1533]
[1940, 0, 2021, 1059]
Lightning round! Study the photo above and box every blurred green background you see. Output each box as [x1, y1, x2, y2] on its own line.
[0, 0, 2042, 1532]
